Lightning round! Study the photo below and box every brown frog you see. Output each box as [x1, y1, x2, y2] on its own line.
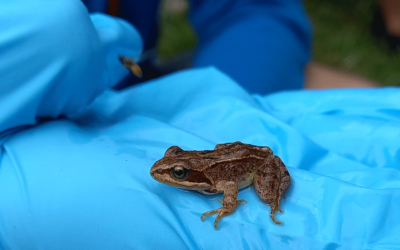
[150, 141, 291, 228]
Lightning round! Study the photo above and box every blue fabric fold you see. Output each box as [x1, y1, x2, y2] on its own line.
[1, 67, 399, 249]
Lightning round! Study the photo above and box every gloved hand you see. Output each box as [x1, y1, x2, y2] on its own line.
[0, 0, 142, 138]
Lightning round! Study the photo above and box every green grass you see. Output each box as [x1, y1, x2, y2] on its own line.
[305, 0, 400, 86]
[158, 11, 197, 59]
[158, 0, 400, 86]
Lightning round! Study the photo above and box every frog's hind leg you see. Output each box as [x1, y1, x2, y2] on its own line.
[201, 181, 240, 229]
[253, 155, 291, 225]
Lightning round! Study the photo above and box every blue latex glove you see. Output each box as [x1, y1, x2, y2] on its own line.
[1, 66, 400, 249]
[0, 0, 142, 140]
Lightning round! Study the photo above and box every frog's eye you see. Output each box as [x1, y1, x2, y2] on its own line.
[171, 166, 190, 180]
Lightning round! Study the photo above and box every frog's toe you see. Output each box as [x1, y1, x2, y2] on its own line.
[214, 210, 231, 229]
[201, 208, 220, 221]
[214, 213, 223, 228]
[202, 208, 232, 228]
[278, 207, 283, 213]
[270, 212, 283, 225]
[237, 199, 247, 205]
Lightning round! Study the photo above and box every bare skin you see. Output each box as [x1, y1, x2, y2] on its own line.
[305, 62, 379, 89]
[150, 142, 291, 228]
[379, 0, 400, 37]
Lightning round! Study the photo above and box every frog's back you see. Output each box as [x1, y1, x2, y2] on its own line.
[199, 142, 273, 186]
[214, 141, 272, 159]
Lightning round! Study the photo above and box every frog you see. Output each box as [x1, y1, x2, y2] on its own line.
[150, 141, 291, 228]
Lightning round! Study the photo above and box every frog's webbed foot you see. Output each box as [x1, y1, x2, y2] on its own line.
[201, 181, 240, 229]
[253, 155, 291, 225]
[218, 198, 247, 206]
[201, 207, 232, 229]
[201, 199, 246, 228]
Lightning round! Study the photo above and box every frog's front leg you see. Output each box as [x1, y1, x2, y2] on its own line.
[201, 181, 244, 229]
[253, 155, 291, 225]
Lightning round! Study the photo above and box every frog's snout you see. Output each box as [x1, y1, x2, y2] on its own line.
[150, 165, 164, 180]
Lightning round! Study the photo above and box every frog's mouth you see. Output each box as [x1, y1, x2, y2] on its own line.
[151, 170, 211, 191]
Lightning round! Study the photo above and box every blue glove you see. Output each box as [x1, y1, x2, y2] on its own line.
[1, 66, 400, 249]
[0, 0, 142, 139]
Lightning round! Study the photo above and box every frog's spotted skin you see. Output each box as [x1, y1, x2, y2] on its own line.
[150, 141, 291, 228]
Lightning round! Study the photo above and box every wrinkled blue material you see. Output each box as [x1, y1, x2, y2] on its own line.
[1, 66, 400, 249]
[1, 1, 400, 250]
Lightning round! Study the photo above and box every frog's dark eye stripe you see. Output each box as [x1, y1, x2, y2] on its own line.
[171, 166, 190, 180]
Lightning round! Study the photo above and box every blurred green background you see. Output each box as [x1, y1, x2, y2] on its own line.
[157, 0, 399, 86]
